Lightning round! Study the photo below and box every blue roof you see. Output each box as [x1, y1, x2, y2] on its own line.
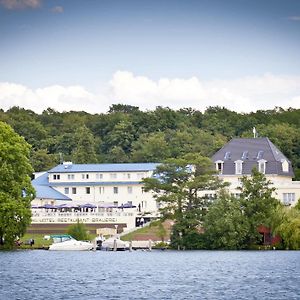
[49, 181, 143, 187]
[48, 163, 160, 173]
[32, 173, 71, 201]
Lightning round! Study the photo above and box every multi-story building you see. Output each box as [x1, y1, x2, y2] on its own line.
[30, 137, 300, 234]
[30, 163, 160, 233]
[211, 137, 300, 206]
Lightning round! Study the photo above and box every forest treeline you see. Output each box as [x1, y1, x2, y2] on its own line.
[0, 104, 299, 179]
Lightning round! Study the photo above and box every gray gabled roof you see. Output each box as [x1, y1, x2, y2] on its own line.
[211, 138, 294, 177]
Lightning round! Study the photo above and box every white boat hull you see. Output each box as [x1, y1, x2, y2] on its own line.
[49, 240, 93, 251]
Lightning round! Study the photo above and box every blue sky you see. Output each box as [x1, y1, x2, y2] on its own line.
[0, 0, 300, 113]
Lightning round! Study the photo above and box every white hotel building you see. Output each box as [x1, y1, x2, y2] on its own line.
[30, 138, 300, 234]
[31, 163, 160, 233]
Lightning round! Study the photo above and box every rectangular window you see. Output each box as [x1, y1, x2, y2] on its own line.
[72, 187, 77, 194]
[86, 187, 91, 194]
[127, 173, 131, 179]
[68, 174, 74, 180]
[110, 173, 117, 179]
[96, 173, 103, 180]
[137, 173, 145, 180]
[113, 187, 118, 194]
[216, 162, 223, 173]
[99, 187, 105, 194]
[81, 174, 89, 179]
[283, 193, 295, 205]
[235, 162, 243, 175]
[258, 161, 266, 174]
[64, 187, 69, 194]
[53, 174, 60, 180]
[127, 186, 133, 194]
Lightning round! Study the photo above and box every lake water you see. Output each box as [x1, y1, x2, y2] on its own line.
[0, 250, 300, 300]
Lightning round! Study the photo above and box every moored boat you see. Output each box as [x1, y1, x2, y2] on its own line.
[101, 237, 128, 251]
[48, 234, 93, 251]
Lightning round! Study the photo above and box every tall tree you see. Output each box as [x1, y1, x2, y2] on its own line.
[143, 153, 225, 249]
[273, 206, 300, 250]
[203, 190, 249, 249]
[131, 132, 171, 162]
[0, 122, 35, 248]
[238, 168, 279, 247]
[72, 125, 98, 163]
[30, 149, 58, 172]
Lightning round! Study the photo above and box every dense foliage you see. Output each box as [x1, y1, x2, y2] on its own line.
[203, 169, 280, 249]
[143, 154, 226, 250]
[67, 221, 90, 241]
[0, 122, 35, 248]
[0, 105, 299, 179]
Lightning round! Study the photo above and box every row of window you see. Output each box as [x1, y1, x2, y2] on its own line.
[53, 172, 147, 181]
[64, 186, 143, 195]
[216, 159, 289, 175]
[224, 151, 264, 161]
[202, 192, 296, 206]
[216, 160, 267, 175]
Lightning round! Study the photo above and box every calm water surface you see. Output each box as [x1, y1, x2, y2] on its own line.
[0, 250, 299, 300]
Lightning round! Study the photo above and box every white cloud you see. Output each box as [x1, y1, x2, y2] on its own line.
[0, 0, 41, 9]
[1, 72, 300, 113]
[0, 82, 102, 113]
[109, 71, 300, 112]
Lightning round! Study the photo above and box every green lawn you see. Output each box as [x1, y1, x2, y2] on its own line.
[19, 233, 53, 249]
[121, 220, 170, 242]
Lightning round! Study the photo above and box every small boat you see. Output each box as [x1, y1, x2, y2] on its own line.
[101, 237, 128, 251]
[48, 234, 93, 251]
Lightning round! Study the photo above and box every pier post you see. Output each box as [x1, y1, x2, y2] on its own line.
[113, 239, 117, 251]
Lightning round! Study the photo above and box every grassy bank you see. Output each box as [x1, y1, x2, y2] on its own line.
[121, 220, 171, 242]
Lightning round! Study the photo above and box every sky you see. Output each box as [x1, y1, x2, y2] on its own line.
[0, 0, 300, 114]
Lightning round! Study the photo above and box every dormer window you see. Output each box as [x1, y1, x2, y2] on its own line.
[241, 151, 248, 160]
[224, 152, 231, 160]
[235, 160, 243, 175]
[281, 159, 289, 173]
[258, 159, 267, 174]
[215, 160, 224, 174]
[257, 151, 264, 160]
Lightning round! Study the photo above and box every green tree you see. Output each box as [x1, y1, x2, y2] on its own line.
[273, 206, 300, 250]
[67, 220, 90, 241]
[143, 153, 225, 249]
[203, 190, 249, 249]
[30, 149, 58, 172]
[0, 122, 35, 248]
[131, 132, 171, 162]
[72, 125, 98, 163]
[103, 120, 135, 154]
[238, 168, 279, 247]
[106, 146, 129, 163]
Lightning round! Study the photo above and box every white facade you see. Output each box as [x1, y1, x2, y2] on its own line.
[48, 172, 157, 212]
[215, 174, 300, 207]
[31, 163, 160, 230]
